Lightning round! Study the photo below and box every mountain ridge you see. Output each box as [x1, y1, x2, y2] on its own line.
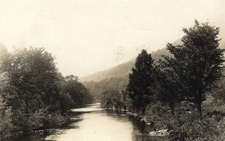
[80, 39, 182, 82]
[80, 47, 171, 82]
[81, 38, 225, 101]
[80, 36, 225, 83]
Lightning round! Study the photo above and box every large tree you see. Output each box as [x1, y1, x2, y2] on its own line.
[156, 59, 184, 115]
[2, 48, 62, 131]
[0, 45, 14, 137]
[166, 20, 224, 119]
[127, 49, 156, 114]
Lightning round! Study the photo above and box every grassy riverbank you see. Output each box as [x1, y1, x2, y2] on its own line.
[126, 99, 225, 140]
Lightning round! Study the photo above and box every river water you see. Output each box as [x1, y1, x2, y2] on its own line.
[9, 103, 166, 141]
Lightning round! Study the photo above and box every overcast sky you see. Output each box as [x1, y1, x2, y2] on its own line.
[0, 0, 225, 77]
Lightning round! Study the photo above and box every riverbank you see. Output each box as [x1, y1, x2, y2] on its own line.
[122, 100, 225, 140]
[1, 113, 73, 141]
[6, 103, 168, 141]
[2, 104, 99, 141]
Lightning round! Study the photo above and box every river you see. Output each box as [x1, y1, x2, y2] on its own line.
[9, 103, 166, 141]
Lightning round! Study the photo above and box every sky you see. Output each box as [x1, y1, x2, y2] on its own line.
[0, 0, 225, 77]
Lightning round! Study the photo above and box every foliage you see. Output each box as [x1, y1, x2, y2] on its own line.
[0, 100, 13, 139]
[1, 48, 63, 132]
[84, 77, 128, 102]
[0, 47, 90, 139]
[168, 111, 224, 141]
[62, 75, 93, 107]
[165, 20, 224, 118]
[0, 45, 14, 138]
[156, 58, 185, 115]
[127, 49, 156, 114]
[211, 74, 225, 104]
[0, 75, 14, 139]
[83, 48, 171, 101]
[100, 89, 127, 110]
[0, 20, 224, 140]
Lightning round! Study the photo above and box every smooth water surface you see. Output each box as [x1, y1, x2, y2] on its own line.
[10, 103, 166, 141]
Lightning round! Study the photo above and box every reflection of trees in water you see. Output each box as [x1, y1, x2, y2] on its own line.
[104, 109, 149, 141]
[128, 116, 168, 141]
[7, 129, 64, 141]
[104, 109, 131, 123]
[129, 116, 146, 133]
[134, 135, 167, 141]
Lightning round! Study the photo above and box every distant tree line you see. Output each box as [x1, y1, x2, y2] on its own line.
[0, 47, 93, 139]
[84, 77, 128, 102]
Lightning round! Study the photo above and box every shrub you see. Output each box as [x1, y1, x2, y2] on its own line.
[169, 112, 221, 141]
[0, 103, 14, 139]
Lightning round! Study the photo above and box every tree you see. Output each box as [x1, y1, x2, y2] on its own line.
[127, 49, 156, 114]
[2, 47, 63, 131]
[156, 59, 184, 115]
[0, 46, 91, 136]
[0, 45, 14, 138]
[100, 89, 124, 110]
[62, 75, 93, 107]
[0, 79, 14, 138]
[166, 20, 224, 119]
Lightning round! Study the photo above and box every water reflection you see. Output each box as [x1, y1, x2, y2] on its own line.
[9, 103, 167, 141]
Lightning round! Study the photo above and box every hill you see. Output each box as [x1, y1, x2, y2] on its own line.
[81, 37, 225, 101]
[81, 46, 173, 101]
[80, 46, 172, 83]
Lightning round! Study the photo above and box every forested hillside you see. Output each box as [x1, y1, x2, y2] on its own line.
[81, 40, 178, 101]
[82, 37, 225, 101]
[82, 47, 173, 101]
[81, 47, 171, 82]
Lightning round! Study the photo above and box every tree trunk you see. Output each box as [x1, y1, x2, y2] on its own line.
[142, 108, 146, 116]
[197, 89, 203, 120]
[198, 103, 202, 120]
[169, 102, 175, 116]
[24, 94, 30, 134]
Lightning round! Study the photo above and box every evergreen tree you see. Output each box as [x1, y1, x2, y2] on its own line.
[127, 49, 156, 114]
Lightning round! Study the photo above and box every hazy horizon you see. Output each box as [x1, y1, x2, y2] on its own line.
[0, 0, 225, 77]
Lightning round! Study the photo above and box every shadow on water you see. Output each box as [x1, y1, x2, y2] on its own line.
[6, 113, 83, 141]
[104, 109, 167, 141]
[8, 104, 167, 141]
[5, 130, 57, 141]
[104, 109, 146, 132]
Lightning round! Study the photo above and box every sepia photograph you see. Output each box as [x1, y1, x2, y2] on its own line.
[0, 0, 225, 140]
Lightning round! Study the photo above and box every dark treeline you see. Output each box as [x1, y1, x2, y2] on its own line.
[100, 21, 225, 140]
[62, 75, 93, 107]
[100, 89, 128, 111]
[85, 77, 128, 102]
[0, 47, 93, 139]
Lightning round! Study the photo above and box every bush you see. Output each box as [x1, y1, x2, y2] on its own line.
[168, 112, 222, 141]
[145, 102, 225, 141]
[42, 112, 68, 129]
[0, 104, 14, 139]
